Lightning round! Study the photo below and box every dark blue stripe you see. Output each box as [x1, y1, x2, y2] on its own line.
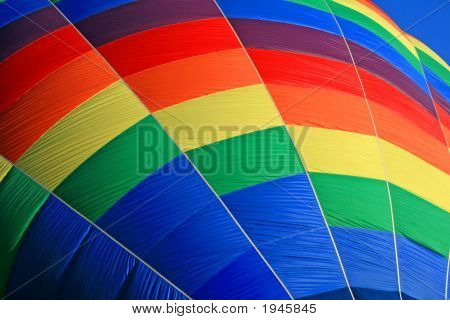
[397, 235, 447, 300]
[7, 196, 184, 299]
[0, 0, 49, 28]
[193, 248, 290, 299]
[117, 263, 186, 300]
[97, 154, 289, 299]
[349, 288, 400, 300]
[216, 0, 341, 35]
[55, 0, 135, 23]
[330, 227, 400, 299]
[221, 173, 351, 299]
[302, 287, 398, 300]
[447, 263, 450, 300]
[329, 226, 448, 300]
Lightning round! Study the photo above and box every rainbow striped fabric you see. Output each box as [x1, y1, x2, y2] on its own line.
[0, 0, 449, 300]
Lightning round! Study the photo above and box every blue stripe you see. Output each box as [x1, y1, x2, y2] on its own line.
[216, 0, 341, 35]
[330, 226, 448, 300]
[330, 227, 400, 299]
[447, 262, 450, 300]
[55, 0, 135, 23]
[424, 66, 450, 104]
[7, 196, 184, 299]
[97, 154, 289, 299]
[0, 0, 49, 28]
[397, 235, 447, 300]
[116, 263, 186, 300]
[193, 248, 290, 299]
[221, 173, 352, 299]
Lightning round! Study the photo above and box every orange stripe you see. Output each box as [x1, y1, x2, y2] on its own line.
[0, 51, 117, 162]
[370, 101, 450, 173]
[124, 48, 260, 112]
[249, 49, 445, 145]
[268, 84, 374, 135]
[268, 83, 450, 174]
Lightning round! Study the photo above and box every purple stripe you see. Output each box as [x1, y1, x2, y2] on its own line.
[229, 18, 437, 118]
[430, 86, 450, 114]
[0, 7, 67, 61]
[75, 0, 221, 47]
[349, 42, 436, 116]
[228, 18, 352, 64]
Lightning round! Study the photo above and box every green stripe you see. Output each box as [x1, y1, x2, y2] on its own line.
[311, 173, 450, 257]
[55, 115, 180, 221]
[391, 183, 450, 258]
[0, 168, 49, 297]
[187, 126, 304, 195]
[288, 0, 328, 12]
[416, 48, 450, 87]
[311, 173, 392, 231]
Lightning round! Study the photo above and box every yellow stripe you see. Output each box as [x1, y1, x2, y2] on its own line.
[289, 126, 385, 179]
[0, 157, 13, 183]
[407, 35, 450, 72]
[332, 0, 419, 60]
[289, 125, 450, 211]
[154, 84, 283, 151]
[382, 139, 450, 212]
[16, 81, 149, 191]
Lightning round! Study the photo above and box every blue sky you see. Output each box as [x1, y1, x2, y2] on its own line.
[373, 0, 450, 64]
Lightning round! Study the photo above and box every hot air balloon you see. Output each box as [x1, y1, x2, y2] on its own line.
[0, 0, 449, 300]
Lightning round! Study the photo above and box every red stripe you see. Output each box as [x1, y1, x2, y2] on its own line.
[434, 101, 450, 147]
[0, 26, 91, 113]
[358, 68, 447, 145]
[247, 48, 363, 96]
[248, 49, 445, 143]
[98, 18, 241, 77]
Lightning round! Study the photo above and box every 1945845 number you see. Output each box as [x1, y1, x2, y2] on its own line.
[262, 303, 317, 314]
